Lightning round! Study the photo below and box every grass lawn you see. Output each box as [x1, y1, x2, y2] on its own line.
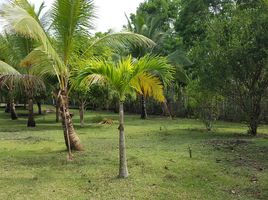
[0, 106, 267, 200]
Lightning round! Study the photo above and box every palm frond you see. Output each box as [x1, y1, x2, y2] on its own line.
[77, 55, 166, 102]
[1, 4, 46, 43]
[131, 73, 165, 102]
[167, 49, 192, 84]
[20, 45, 62, 80]
[135, 55, 175, 86]
[76, 58, 107, 86]
[124, 13, 133, 32]
[0, 33, 25, 67]
[0, 60, 20, 75]
[82, 32, 155, 57]
[174, 66, 190, 84]
[51, 0, 96, 63]
[167, 49, 193, 67]
[19, 74, 46, 96]
[36, 1, 45, 17]
[0, 73, 46, 97]
[0, 3, 66, 80]
[13, 0, 38, 20]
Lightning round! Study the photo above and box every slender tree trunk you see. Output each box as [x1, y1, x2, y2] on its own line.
[10, 99, 18, 120]
[5, 102, 10, 113]
[27, 98, 36, 127]
[59, 90, 83, 151]
[248, 107, 260, 136]
[37, 101, 42, 115]
[248, 120, 258, 136]
[79, 101, 85, 127]
[170, 82, 175, 117]
[169, 102, 175, 118]
[242, 94, 261, 136]
[118, 102, 129, 178]
[140, 95, 147, 119]
[56, 97, 60, 123]
[161, 102, 172, 118]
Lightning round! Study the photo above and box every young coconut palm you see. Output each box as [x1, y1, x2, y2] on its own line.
[0, 27, 45, 126]
[0, 60, 46, 126]
[0, 0, 154, 152]
[0, 60, 20, 120]
[0, 33, 21, 119]
[77, 55, 173, 178]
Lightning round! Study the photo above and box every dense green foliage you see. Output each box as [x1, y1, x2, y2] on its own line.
[1, 0, 267, 134]
[179, 0, 268, 134]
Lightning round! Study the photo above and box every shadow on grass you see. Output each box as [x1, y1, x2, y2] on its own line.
[0, 135, 52, 143]
[150, 126, 261, 143]
[0, 126, 63, 133]
[3, 149, 115, 171]
[205, 136, 268, 170]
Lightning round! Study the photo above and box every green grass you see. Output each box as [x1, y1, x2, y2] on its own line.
[0, 106, 267, 200]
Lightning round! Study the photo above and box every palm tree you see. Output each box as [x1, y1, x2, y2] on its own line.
[0, 34, 21, 120]
[125, 15, 165, 119]
[0, 0, 47, 124]
[1, 0, 154, 153]
[0, 28, 45, 126]
[77, 55, 172, 178]
[0, 59, 45, 126]
[125, 14, 191, 119]
[22, 74, 46, 127]
[0, 60, 20, 120]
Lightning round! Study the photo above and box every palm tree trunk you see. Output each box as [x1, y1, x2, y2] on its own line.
[27, 98, 36, 127]
[56, 97, 60, 123]
[140, 95, 147, 119]
[37, 101, 42, 115]
[118, 102, 129, 178]
[10, 99, 18, 120]
[79, 101, 85, 127]
[59, 90, 83, 151]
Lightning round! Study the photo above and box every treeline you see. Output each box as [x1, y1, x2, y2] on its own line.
[1, 0, 268, 137]
[66, 0, 268, 134]
[119, 0, 268, 134]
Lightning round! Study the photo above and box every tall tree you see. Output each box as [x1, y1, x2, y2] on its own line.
[175, 0, 234, 50]
[191, 0, 268, 135]
[126, 0, 190, 118]
[131, 0, 182, 55]
[77, 55, 172, 178]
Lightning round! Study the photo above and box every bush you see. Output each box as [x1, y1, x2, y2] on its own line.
[91, 115, 105, 123]
[186, 81, 222, 131]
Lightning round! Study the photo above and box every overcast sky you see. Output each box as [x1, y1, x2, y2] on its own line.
[26, 0, 144, 32]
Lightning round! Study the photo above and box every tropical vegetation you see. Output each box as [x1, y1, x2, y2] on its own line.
[0, 0, 267, 199]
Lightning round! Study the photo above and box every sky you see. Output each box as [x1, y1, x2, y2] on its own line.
[26, 0, 144, 32]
